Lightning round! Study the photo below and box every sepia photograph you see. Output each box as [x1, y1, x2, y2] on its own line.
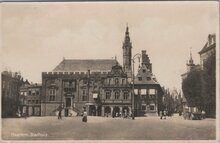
[1, 1, 219, 142]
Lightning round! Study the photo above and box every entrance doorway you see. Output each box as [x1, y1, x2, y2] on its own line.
[122, 106, 130, 118]
[65, 98, 71, 108]
[104, 106, 111, 117]
[113, 106, 120, 117]
[89, 105, 96, 116]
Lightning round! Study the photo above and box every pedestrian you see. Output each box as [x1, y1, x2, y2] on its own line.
[160, 111, 163, 119]
[202, 110, 206, 119]
[58, 110, 62, 120]
[82, 110, 87, 123]
[164, 110, 167, 119]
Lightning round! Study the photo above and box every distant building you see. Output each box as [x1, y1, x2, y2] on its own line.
[134, 50, 164, 116]
[181, 50, 201, 113]
[19, 83, 42, 116]
[181, 34, 216, 115]
[100, 62, 131, 117]
[1, 71, 24, 118]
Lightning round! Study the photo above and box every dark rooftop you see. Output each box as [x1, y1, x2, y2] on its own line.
[53, 59, 118, 72]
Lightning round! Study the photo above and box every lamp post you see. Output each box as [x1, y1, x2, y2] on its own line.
[131, 53, 141, 120]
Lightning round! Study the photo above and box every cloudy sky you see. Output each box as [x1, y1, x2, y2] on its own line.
[1, 2, 218, 91]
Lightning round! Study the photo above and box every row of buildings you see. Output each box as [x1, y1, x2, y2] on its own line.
[2, 26, 164, 118]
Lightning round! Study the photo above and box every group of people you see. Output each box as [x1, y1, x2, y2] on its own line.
[106, 110, 131, 119]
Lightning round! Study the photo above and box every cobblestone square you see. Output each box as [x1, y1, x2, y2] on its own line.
[2, 115, 216, 140]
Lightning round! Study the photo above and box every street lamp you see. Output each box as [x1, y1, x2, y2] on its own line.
[131, 53, 141, 120]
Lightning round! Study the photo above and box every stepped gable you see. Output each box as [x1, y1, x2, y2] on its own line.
[53, 59, 118, 72]
[134, 64, 159, 85]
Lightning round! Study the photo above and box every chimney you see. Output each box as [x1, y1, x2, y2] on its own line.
[141, 50, 147, 65]
[208, 34, 212, 46]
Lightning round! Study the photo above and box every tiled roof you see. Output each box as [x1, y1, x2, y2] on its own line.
[134, 64, 159, 85]
[53, 59, 118, 72]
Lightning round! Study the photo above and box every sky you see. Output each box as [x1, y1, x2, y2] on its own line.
[1, 2, 219, 91]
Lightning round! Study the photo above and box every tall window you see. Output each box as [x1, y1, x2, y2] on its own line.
[140, 89, 147, 95]
[82, 96, 87, 101]
[32, 90, 36, 96]
[108, 79, 111, 85]
[115, 91, 120, 99]
[82, 89, 87, 101]
[149, 89, 156, 95]
[3, 81, 5, 89]
[150, 105, 155, 111]
[142, 105, 146, 110]
[122, 79, 125, 85]
[106, 91, 111, 99]
[123, 92, 129, 100]
[49, 89, 56, 101]
[115, 78, 119, 85]
[134, 89, 139, 95]
[36, 91, 39, 95]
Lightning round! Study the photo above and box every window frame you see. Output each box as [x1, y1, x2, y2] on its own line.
[115, 91, 120, 99]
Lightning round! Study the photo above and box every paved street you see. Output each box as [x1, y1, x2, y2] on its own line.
[2, 115, 215, 140]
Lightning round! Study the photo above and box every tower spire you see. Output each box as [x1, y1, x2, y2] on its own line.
[186, 47, 195, 72]
[189, 47, 194, 64]
[122, 24, 132, 80]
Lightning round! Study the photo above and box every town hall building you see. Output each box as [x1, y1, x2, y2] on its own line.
[40, 26, 163, 117]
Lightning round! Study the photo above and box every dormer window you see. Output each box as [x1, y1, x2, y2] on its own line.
[143, 69, 146, 73]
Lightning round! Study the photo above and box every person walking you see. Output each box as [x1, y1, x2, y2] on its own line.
[58, 110, 62, 120]
[160, 111, 163, 119]
[163, 110, 167, 119]
[82, 110, 87, 123]
[57, 105, 62, 120]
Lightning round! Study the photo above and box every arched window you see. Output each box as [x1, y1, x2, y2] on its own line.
[122, 79, 125, 85]
[115, 91, 120, 99]
[115, 78, 119, 85]
[106, 91, 111, 99]
[123, 91, 129, 100]
[108, 79, 111, 85]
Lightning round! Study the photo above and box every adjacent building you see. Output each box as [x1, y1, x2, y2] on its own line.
[134, 50, 164, 116]
[19, 83, 42, 116]
[181, 34, 216, 115]
[1, 71, 24, 118]
[100, 62, 132, 117]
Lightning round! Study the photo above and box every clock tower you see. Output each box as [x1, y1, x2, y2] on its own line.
[122, 26, 132, 80]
